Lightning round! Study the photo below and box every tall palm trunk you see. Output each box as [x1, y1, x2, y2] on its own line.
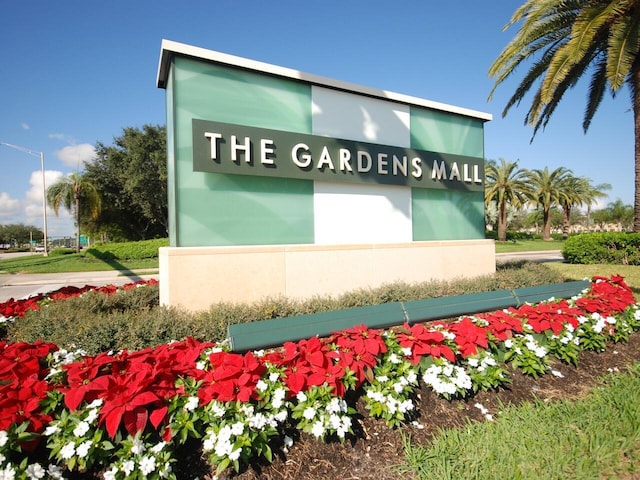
[74, 188, 81, 253]
[498, 198, 508, 242]
[542, 208, 552, 241]
[562, 204, 571, 240]
[634, 64, 640, 233]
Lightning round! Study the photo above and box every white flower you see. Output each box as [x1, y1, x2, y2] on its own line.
[231, 422, 245, 436]
[73, 421, 90, 438]
[401, 347, 412, 357]
[131, 437, 145, 455]
[76, 440, 92, 458]
[388, 353, 401, 364]
[311, 421, 325, 438]
[85, 408, 99, 424]
[46, 464, 64, 479]
[122, 460, 135, 475]
[228, 448, 241, 461]
[202, 435, 215, 452]
[269, 372, 280, 382]
[103, 466, 118, 480]
[139, 455, 156, 475]
[25, 463, 45, 479]
[151, 441, 167, 454]
[184, 396, 200, 411]
[504, 339, 513, 349]
[377, 375, 389, 383]
[303, 407, 316, 420]
[87, 399, 103, 409]
[253, 349, 265, 357]
[0, 431, 9, 447]
[60, 442, 76, 460]
[0, 464, 16, 480]
[256, 380, 268, 392]
[296, 391, 307, 402]
[210, 402, 226, 417]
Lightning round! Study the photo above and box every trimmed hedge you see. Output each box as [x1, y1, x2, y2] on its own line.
[562, 232, 640, 265]
[6, 262, 565, 355]
[86, 238, 169, 261]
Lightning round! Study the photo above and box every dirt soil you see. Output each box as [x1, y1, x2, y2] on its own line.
[172, 331, 640, 480]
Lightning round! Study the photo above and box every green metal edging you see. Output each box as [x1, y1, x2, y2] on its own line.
[227, 280, 591, 352]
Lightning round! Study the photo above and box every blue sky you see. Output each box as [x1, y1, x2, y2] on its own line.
[1, 1, 634, 238]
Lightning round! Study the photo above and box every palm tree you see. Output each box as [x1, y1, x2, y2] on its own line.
[484, 158, 530, 242]
[47, 172, 101, 252]
[488, 0, 640, 232]
[525, 166, 572, 240]
[557, 175, 609, 238]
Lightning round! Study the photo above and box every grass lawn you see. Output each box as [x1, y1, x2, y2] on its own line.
[0, 252, 158, 274]
[494, 238, 565, 253]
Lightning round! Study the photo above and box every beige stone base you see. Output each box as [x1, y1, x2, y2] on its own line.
[159, 240, 496, 312]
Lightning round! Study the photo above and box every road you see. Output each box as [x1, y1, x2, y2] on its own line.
[1, 251, 562, 304]
[0, 252, 158, 303]
[495, 250, 563, 264]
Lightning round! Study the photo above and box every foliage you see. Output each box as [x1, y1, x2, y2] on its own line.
[0, 223, 44, 246]
[562, 232, 640, 265]
[86, 238, 168, 261]
[84, 125, 167, 241]
[0, 276, 638, 478]
[484, 158, 530, 242]
[47, 171, 101, 252]
[488, 0, 640, 232]
[6, 263, 566, 353]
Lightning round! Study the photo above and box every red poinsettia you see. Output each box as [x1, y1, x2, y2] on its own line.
[0, 375, 54, 450]
[265, 336, 345, 397]
[330, 324, 386, 387]
[576, 275, 636, 317]
[197, 350, 266, 404]
[476, 309, 524, 341]
[515, 300, 582, 335]
[448, 317, 489, 358]
[396, 322, 456, 364]
[0, 340, 58, 382]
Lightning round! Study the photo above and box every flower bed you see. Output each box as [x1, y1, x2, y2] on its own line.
[0, 275, 639, 479]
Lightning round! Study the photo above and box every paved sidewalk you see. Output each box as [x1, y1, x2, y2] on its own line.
[0, 270, 159, 303]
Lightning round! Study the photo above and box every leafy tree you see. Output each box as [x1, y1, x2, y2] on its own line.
[525, 166, 572, 240]
[558, 176, 610, 239]
[0, 223, 43, 247]
[485, 158, 530, 242]
[47, 172, 101, 252]
[84, 125, 167, 241]
[488, 0, 640, 232]
[607, 198, 635, 229]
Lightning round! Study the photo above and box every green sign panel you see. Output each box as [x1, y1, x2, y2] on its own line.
[193, 119, 484, 191]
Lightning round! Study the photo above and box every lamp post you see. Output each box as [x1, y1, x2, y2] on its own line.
[0, 142, 49, 256]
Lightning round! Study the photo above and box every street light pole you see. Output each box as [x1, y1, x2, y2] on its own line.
[0, 142, 49, 256]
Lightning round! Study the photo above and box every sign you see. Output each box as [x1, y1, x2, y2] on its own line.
[193, 119, 484, 191]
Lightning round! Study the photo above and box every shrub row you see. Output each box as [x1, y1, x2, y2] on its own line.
[6, 262, 565, 355]
[85, 238, 169, 261]
[563, 232, 640, 265]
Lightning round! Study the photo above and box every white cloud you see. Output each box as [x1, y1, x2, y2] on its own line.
[48, 133, 69, 141]
[55, 143, 97, 168]
[21, 123, 30, 130]
[25, 170, 74, 237]
[0, 192, 22, 223]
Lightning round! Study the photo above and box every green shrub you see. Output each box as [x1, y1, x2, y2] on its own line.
[563, 232, 640, 265]
[7, 262, 566, 354]
[48, 248, 76, 256]
[86, 238, 169, 261]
